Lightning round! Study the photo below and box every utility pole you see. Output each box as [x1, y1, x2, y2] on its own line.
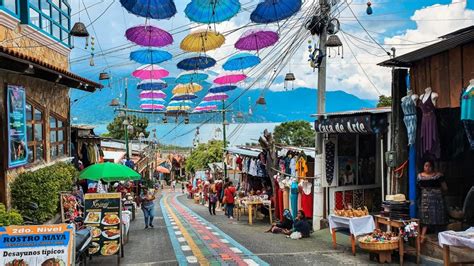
[314, 0, 330, 231]
[124, 78, 130, 160]
[222, 100, 227, 179]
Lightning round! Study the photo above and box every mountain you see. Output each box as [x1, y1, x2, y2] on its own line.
[70, 84, 376, 124]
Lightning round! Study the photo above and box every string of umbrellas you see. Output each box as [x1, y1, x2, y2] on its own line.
[119, 0, 302, 115]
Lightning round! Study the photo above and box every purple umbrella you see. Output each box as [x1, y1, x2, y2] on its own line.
[125, 25, 173, 47]
[203, 93, 229, 101]
[235, 29, 279, 51]
[139, 90, 167, 99]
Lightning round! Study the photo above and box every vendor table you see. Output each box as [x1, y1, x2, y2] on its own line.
[373, 215, 420, 265]
[242, 200, 272, 225]
[439, 227, 474, 266]
[122, 211, 131, 245]
[328, 214, 376, 255]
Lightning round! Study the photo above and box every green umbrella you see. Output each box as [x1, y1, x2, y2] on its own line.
[79, 162, 141, 182]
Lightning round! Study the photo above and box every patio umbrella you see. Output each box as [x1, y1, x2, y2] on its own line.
[137, 79, 168, 90]
[139, 90, 167, 99]
[156, 166, 170, 174]
[185, 0, 240, 24]
[120, 0, 177, 19]
[250, 0, 302, 24]
[133, 65, 170, 80]
[172, 83, 203, 94]
[214, 73, 247, 84]
[130, 49, 172, 64]
[140, 103, 165, 110]
[176, 71, 209, 84]
[125, 25, 173, 47]
[235, 29, 279, 51]
[209, 85, 237, 93]
[171, 93, 198, 101]
[180, 30, 225, 52]
[168, 100, 193, 106]
[204, 92, 229, 101]
[177, 56, 216, 70]
[223, 53, 261, 71]
[79, 162, 141, 181]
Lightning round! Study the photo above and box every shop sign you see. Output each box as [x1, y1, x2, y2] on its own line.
[315, 115, 373, 134]
[0, 224, 74, 265]
[84, 193, 122, 258]
[7, 85, 28, 168]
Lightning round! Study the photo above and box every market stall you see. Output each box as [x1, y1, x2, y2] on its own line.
[439, 228, 474, 266]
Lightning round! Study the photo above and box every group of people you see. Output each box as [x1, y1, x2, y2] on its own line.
[266, 209, 311, 239]
[207, 180, 237, 219]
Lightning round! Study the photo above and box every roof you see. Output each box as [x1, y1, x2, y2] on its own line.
[103, 151, 126, 163]
[0, 46, 103, 92]
[72, 125, 95, 130]
[378, 26, 474, 67]
[226, 146, 261, 158]
[312, 107, 391, 118]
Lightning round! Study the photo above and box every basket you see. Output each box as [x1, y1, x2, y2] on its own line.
[358, 240, 399, 251]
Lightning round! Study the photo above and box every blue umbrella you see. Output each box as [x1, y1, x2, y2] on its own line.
[130, 49, 172, 64]
[250, 0, 302, 24]
[171, 94, 198, 101]
[198, 101, 218, 107]
[120, 0, 177, 19]
[176, 71, 209, 84]
[140, 98, 166, 104]
[209, 85, 237, 93]
[223, 53, 261, 71]
[177, 56, 216, 71]
[185, 0, 240, 24]
[137, 79, 168, 90]
[168, 100, 193, 106]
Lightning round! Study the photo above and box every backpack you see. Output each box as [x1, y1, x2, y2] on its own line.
[210, 193, 218, 203]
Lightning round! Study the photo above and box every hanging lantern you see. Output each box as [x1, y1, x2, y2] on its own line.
[236, 112, 244, 119]
[326, 35, 344, 58]
[99, 72, 110, 80]
[184, 117, 190, 124]
[284, 73, 296, 90]
[256, 96, 266, 105]
[366, 1, 373, 15]
[109, 98, 120, 107]
[70, 22, 89, 37]
[89, 37, 95, 66]
[162, 117, 168, 124]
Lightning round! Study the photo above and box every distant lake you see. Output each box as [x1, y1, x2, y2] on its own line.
[93, 123, 280, 147]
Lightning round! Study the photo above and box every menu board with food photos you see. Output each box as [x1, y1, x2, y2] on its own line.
[84, 193, 122, 259]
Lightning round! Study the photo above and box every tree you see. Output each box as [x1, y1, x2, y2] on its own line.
[377, 95, 392, 107]
[106, 115, 150, 140]
[185, 140, 223, 173]
[273, 120, 315, 147]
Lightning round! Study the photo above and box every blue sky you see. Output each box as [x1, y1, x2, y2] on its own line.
[70, 0, 474, 102]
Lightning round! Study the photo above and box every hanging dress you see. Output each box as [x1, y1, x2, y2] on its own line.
[283, 186, 289, 210]
[419, 93, 440, 159]
[290, 180, 299, 219]
[300, 180, 313, 219]
[401, 96, 417, 146]
[461, 86, 474, 150]
[274, 177, 281, 221]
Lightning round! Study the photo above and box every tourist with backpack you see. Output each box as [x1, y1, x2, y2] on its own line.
[208, 180, 217, 215]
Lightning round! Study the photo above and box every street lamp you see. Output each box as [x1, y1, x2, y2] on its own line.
[122, 119, 131, 159]
[138, 132, 145, 151]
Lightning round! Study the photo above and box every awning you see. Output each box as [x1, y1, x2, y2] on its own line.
[226, 146, 261, 158]
[0, 46, 103, 92]
[314, 112, 389, 134]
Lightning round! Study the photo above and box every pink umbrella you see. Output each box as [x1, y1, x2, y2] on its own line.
[139, 90, 167, 99]
[213, 73, 247, 84]
[235, 29, 279, 51]
[132, 64, 170, 80]
[140, 104, 165, 110]
[194, 105, 218, 112]
[125, 25, 173, 47]
[203, 92, 229, 101]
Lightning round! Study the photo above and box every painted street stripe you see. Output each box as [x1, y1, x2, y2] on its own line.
[159, 197, 187, 265]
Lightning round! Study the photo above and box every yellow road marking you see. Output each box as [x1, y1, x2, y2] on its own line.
[164, 195, 209, 266]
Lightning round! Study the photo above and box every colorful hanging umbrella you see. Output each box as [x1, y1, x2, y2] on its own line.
[198, 100, 218, 106]
[130, 49, 172, 64]
[209, 85, 237, 93]
[133, 65, 170, 80]
[223, 53, 261, 71]
[137, 79, 168, 90]
[250, 0, 302, 24]
[184, 0, 240, 24]
[180, 30, 225, 52]
[176, 71, 209, 84]
[168, 100, 193, 106]
[177, 56, 216, 70]
[194, 105, 218, 112]
[204, 92, 229, 101]
[214, 73, 247, 84]
[120, 0, 177, 19]
[125, 25, 173, 47]
[140, 103, 165, 111]
[139, 90, 167, 99]
[79, 162, 141, 181]
[167, 105, 191, 111]
[235, 29, 279, 51]
[172, 83, 203, 94]
[140, 98, 166, 104]
[171, 93, 198, 101]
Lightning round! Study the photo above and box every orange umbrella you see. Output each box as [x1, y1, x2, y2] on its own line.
[156, 166, 170, 174]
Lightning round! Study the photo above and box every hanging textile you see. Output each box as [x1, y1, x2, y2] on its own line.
[300, 180, 313, 219]
[418, 93, 440, 159]
[461, 86, 474, 150]
[401, 96, 417, 146]
[296, 156, 308, 178]
[290, 180, 298, 219]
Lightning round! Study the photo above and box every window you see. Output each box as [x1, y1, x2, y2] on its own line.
[26, 102, 45, 163]
[50, 114, 67, 159]
[1, 0, 19, 16]
[27, 0, 71, 46]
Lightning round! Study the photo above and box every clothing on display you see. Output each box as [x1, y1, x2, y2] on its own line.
[290, 180, 298, 219]
[283, 187, 289, 211]
[461, 85, 474, 150]
[401, 95, 417, 146]
[296, 156, 308, 178]
[419, 92, 441, 159]
[335, 191, 344, 210]
[290, 157, 296, 177]
[300, 180, 313, 218]
[325, 140, 336, 186]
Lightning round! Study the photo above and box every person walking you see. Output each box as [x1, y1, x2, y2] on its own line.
[181, 182, 185, 193]
[224, 181, 236, 219]
[140, 187, 156, 229]
[171, 180, 176, 192]
[209, 180, 217, 215]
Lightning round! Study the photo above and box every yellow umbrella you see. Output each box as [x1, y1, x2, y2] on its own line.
[172, 83, 203, 94]
[180, 30, 225, 52]
[167, 105, 191, 111]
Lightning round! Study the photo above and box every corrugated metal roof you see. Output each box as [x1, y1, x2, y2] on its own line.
[378, 26, 474, 68]
[226, 147, 261, 157]
[311, 107, 391, 118]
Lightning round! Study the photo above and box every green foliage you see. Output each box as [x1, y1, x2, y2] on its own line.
[11, 162, 78, 223]
[377, 95, 392, 107]
[186, 140, 224, 173]
[0, 204, 23, 226]
[106, 115, 150, 140]
[273, 120, 315, 147]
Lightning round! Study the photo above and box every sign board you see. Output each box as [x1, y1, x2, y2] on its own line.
[315, 115, 373, 134]
[84, 193, 122, 258]
[7, 85, 28, 168]
[0, 224, 74, 265]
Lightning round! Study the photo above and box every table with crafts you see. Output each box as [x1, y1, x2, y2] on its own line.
[240, 199, 272, 225]
[328, 214, 376, 255]
[438, 227, 474, 266]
